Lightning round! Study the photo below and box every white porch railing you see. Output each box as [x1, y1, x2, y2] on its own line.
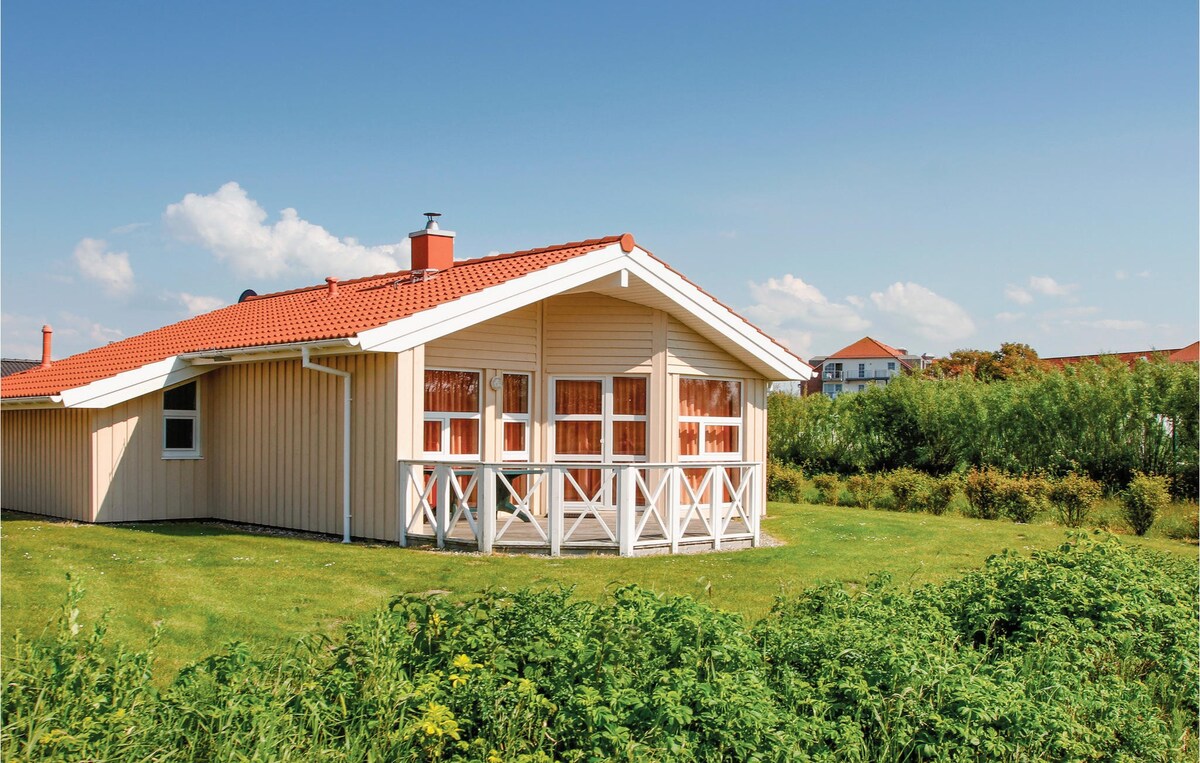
[398, 460, 762, 556]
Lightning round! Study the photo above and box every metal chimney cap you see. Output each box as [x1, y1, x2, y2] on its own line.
[423, 212, 441, 230]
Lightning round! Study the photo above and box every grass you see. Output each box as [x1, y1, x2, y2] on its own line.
[2, 501, 1195, 681]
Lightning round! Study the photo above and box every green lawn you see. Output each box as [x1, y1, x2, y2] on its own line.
[2, 502, 1194, 680]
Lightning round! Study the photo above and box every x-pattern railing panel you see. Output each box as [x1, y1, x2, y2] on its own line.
[632, 467, 671, 542]
[495, 469, 548, 542]
[562, 467, 616, 543]
[676, 467, 716, 539]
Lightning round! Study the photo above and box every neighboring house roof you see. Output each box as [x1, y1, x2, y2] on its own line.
[1, 358, 39, 377]
[3, 233, 811, 407]
[825, 336, 911, 366]
[1041, 341, 1200, 369]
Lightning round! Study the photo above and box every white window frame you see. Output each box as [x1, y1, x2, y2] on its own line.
[423, 368, 481, 462]
[678, 376, 743, 463]
[162, 380, 201, 460]
[501, 372, 531, 462]
[549, 375, 649, 464]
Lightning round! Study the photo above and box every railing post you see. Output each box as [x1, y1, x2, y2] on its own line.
[548, 466, 562, 557]
[749, 464, 761, 547]
[479, 464, 496, 554]
[617, 465, 636, 557]
[710, 465, 722, 551]
[435, 466, 450, 549]
[668, 467, 680, 554]
[398, 462, 409, 546]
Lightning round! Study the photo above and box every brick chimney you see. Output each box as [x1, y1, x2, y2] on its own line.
[409, 213, 455, 271]
[40, 325, 53, 368]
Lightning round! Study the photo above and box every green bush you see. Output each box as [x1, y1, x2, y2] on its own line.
[1122, 472, 1171, 536]
[964, 467, 1006, 520]
[7, 538, 1197, 762]
[811, 474, 842, 506]
[924, 475, 960, 516]
[845, 474, 886, 509]
[997, 474, 1048, 524]
[766, 460, 807, 503]
[887, 468, 929, 512]
[1048, 473, 1103, 528]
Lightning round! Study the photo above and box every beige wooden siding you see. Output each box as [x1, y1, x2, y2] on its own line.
[667, 317, 754, 376]
[744, 378, 769, 512]
[207, 352, 401, 541]
[544, 294, 655, 374]
[91, 382, 211, 522]
[1, 409, 93, 521]
[425, 305, 538, 371]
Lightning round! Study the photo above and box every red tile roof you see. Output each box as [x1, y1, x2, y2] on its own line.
[826, 336, 909, 362]
[2, 236, 624, 398]
[1042, 341, 1200, 370]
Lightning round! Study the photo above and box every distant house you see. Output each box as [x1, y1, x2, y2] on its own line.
[1041, 341, 1200, 370]
[1, 358, 39, 377]
[1, 220, 811, 556]
[798, 337, 932, 399]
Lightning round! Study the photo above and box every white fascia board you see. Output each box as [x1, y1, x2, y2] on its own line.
[357, 243, 633, 353]
[57, 357, 212, 409]
[356, 243, 811, 381]
[619, 250, 812, 381]
[0, 395, 65, 410]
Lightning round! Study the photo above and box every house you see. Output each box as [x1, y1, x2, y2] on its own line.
[2, 218, 811, 556]
[2, 358, 40, 377]
[1041, 341, 1200, 370]
[793, 337, 932, 398]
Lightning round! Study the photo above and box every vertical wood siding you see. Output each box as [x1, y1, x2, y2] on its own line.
[90, 383, 210, 522]
[208, 353, 401, 541]
[1, 409, 92, 521]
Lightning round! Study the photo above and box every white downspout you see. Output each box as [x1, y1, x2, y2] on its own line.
[301, 346, 352, 543]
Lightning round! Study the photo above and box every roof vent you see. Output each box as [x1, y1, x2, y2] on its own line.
[238, 289, 258, 303]
[40, 325, 53, 369]
[326, 277, 340, 297]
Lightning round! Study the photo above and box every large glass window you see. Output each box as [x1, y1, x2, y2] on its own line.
[424, 369, 480, 459]
[162, 380, 201, 459]
[678, 378, 742, 461]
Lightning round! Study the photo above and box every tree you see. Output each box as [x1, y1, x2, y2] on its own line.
[926, 343, 1046, 381]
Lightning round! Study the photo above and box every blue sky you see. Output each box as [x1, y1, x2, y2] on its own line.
[3, 1, 1196, 362]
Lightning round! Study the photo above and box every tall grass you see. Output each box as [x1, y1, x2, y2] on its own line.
[5, 535, 1196, 761]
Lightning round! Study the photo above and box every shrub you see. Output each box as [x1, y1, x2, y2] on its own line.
[766, 460, 807, 503]
[845, 474, 886, 509]
[887, 468, 929, 512]
[1048, 473, 1103, 528]
[811, 474, 842, 506]
[1122, 473, 1171, 536]
[964, 467, 1006, 520]
[995, 475, 1048, 524]
[924, 475, 960, 516]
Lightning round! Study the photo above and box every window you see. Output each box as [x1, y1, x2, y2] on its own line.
[162, 380, 200, 459]
[887, 361, 896, 371]
[857, 362, 866, 377]
[858, 384, 866, 391]
[678, 378, 742, 461]
[424, 369, 481, 459]
[551, 376, 648, 503]
[502, 373, 530, 461]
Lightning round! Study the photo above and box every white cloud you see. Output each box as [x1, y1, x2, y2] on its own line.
[1114, 270, 1127, 280]
[1078, 318, 1148, 331]
[73, 238, 135, 296]
[1136, 270, 1150, 279]
[868, 282, 975, 341]
[59, 312, 125, 344]
[845, 294, 865, 308]
[1004, 285, 1033, 305]
[744, 274, 869, 331]
[110, 221, 150, 235]
[163, 181, 408, 279]
[995, 311, 1025, 323]
[1042, 305, 1100, 320]
[1028, 275, 1075, 297]
[2, 311, 124, 359]
[179, 293, 226, 316]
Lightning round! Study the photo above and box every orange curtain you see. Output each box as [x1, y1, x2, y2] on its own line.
[504, 422, 526, 453]
[613, 377, 647, 415]
[556, 380, 602, 415]
[679, 379, 739, 417]
[503, 374, 529, 414]
[425, 370, 479, 413]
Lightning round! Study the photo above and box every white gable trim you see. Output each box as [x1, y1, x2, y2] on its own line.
[56, 357, 212, 409]
[356, 244, 811, 381]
